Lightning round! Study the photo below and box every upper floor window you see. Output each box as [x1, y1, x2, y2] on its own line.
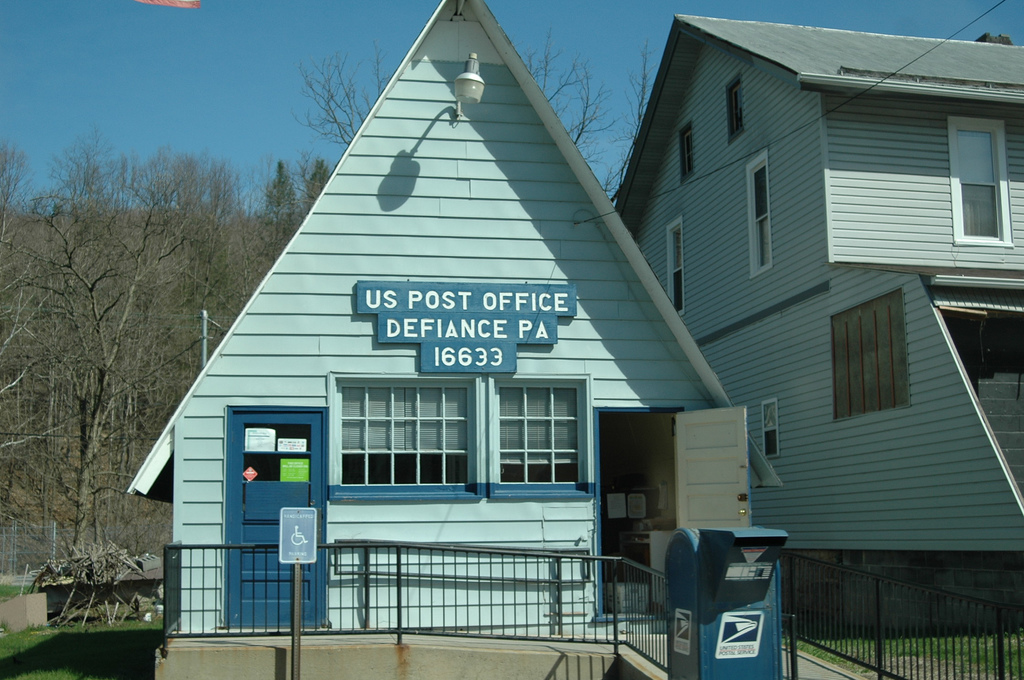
[670, 223, 684, 312]
[679, 124, 694, 181]
[339, 385, 469, 485]
[831, 289, 910, 419]
[727, 78, 743, 138]
[948, 117, 1012, 246]
[761, 399, 778, 457]
[746, 151, 771, 276]
[499, 386, 579, 483]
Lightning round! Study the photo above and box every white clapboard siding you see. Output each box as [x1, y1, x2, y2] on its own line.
[826, 94, 1024, 269]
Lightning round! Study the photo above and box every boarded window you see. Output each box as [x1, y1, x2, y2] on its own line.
[832, 290, 910, 419]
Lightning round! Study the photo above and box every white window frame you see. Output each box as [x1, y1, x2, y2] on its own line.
[746, 150, 772, 276]
[761, 398, 779, 457]
[496, 383, 582, 485]
[948, 117, 1012, 246]
[667, 220, 684, 313]
[336, 380, 474, 488]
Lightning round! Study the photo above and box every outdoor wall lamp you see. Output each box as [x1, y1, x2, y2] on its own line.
[454, 52, 485, 119]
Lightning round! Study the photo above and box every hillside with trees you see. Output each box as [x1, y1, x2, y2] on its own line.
[0, 137, 327, 551]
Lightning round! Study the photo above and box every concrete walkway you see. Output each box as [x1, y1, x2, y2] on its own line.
[155, 633, 870, 680]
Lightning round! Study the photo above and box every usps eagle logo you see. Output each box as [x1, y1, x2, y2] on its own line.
[715, 612, 764, 658]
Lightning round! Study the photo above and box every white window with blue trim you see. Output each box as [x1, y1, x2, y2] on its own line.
[332, 377, 590, 499]
[333, 380, 477, 498]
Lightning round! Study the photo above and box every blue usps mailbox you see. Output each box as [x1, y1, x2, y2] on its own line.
[279, 507, 317, 564]
[666, 527, 788, 680]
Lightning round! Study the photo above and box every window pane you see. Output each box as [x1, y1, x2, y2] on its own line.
[962, 184, 998, 238]
[958, 130, 995, 184]
[555, 463, 578, 483]
[341, 453, 365, 485]
[367, 453, 390, 484]
[500, 388, 523, 417]
[341, 388, 364, 417]
[501, 421, 523, 449]
[527, 463, 552, 483]
[446, 454, 468, 484]
[526, 388, 549, 417]
[445, 388, 467, 418]
[754, 166, 767, 217]
[395, 388, 416, 417]
[420, 420, 441, 450]
[393, 421, 415, 450]
[527, 421, 550, 449]
[501, 463, 525, 483]
[341, 421, 364, 450]
[553, 420, 577, 449]
[552, 388, 576, 417]
[421, 453, 443, 484]
[448, 421, 467, 451]
[367, 388, 390, 417]
[419, 388, 442, 417]
[394, 454, 417, 484]
[758, 216, 771, 267]
[367, 422, 389, 450]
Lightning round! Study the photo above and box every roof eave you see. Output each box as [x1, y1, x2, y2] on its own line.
[799, 73, 1024, 104]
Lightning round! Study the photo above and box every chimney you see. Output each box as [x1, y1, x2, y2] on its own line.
[976, 32, 1013, 45]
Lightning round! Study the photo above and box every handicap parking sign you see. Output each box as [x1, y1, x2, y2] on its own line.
[279, 507, 317, 564]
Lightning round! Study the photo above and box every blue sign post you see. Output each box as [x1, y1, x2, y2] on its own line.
[279, 508, 317, 680]
[279, 508, 317, 564]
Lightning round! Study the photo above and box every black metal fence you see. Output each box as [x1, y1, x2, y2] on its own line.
[783, 553, 1024, 680]
[164, 540, 669, 670]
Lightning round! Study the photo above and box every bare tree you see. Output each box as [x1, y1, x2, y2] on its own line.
[523, 32, 613, 169]
[606, 39, 655, 195]
[0, 142, 36, 522]
[298, 44, 390, 151]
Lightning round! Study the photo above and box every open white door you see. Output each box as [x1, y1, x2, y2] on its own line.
[675, 406, 751, 528]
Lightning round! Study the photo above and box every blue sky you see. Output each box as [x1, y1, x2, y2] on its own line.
[2, 0, 1021, 183]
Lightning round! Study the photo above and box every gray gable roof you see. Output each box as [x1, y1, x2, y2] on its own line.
[616, 14, 1024, 232]
[678, 15, 1024, 91]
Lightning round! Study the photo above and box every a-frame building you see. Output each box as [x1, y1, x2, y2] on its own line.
[129, 0, 778, 627]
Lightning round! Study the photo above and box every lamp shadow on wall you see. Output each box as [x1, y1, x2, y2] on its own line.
[376, 108, 454, 212]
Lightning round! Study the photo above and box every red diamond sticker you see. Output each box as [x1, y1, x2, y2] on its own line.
[243, 467, 258, 482]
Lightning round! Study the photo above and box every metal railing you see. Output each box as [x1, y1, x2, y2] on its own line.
[783, 554, 1024, 680]
[164, 540, 669, 670]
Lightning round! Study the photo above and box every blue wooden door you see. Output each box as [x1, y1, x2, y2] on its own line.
[225, 407, 327, 629]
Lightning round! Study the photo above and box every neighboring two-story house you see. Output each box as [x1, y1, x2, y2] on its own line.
[617, 15, 1024, 603]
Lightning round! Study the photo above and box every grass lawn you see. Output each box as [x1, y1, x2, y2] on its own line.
[0, 620, 162, 680]
[0, 586, 25, 604]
